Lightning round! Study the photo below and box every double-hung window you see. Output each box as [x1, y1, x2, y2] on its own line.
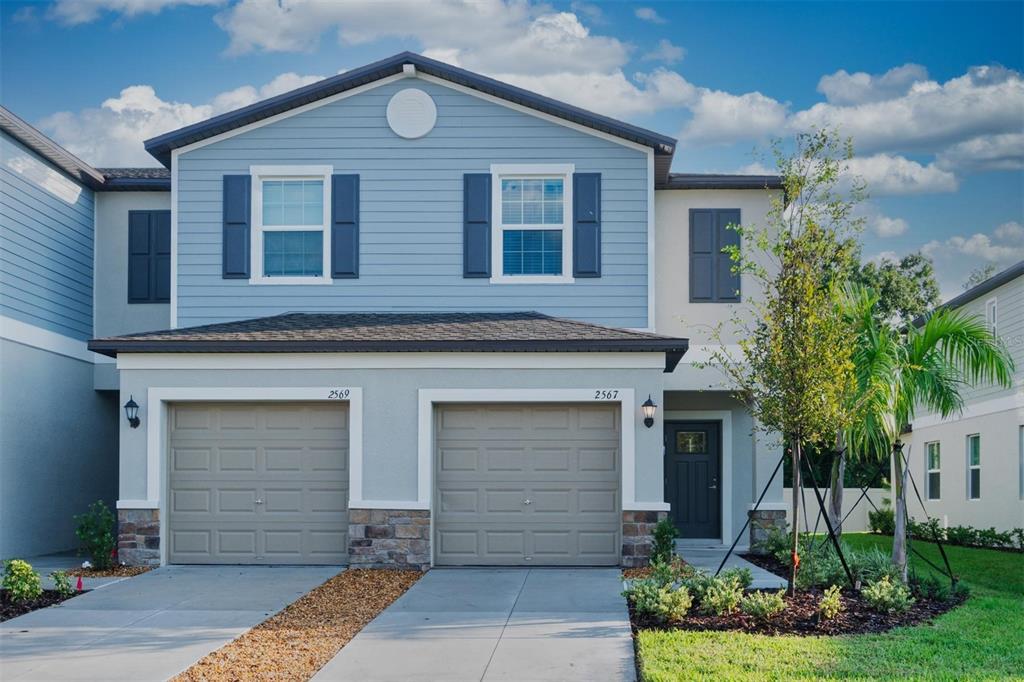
[251, 165, 332, 284]
[491, 164, 573, 283]
[986, 297, 997, 335]
[967, 434, 981, 500]
[925, 441, 941, 500]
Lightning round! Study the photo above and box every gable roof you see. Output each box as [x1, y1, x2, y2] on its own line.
[1, 105, 107, 190]
[88, 311, 689, 371]
[937, 260, 1024, 311]
[143, 52, 678, 181]
[97, 167, 171, 191]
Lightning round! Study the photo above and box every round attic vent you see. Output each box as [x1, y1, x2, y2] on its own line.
[386, 88, 437, 139]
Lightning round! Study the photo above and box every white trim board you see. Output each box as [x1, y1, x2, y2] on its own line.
[115, 352, 665, 371]
[0, 314, 111, 364]
[665, 409, 734, 545]
[170, 148, 179, 328]
[141, 386, 363, 565]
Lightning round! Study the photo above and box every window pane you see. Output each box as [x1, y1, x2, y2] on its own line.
[502, 229, 562, 275]
[500, 177, 564, 226]
[970, 469, 981, 499]
[262, 179, 323, 226]
[927, 443, 940, 470]
[676, 432, 706, 453]
[522, 201, 543, 223]
[263, 230, 323, 277]
[928, 472, 940, 500]
[501, 179, 522, 201]
[522, 179, 543, 201]
[502, 201, 523, 225]
[969, 436, 980, 466]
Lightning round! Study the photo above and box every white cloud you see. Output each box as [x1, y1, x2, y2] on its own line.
[816, 63, 928, 105]
[920, 222, 1024, 298]
[681, 88, 789, 146]
[642, 39, 685, 64]
[870, 215, 909, 238]
[634, 7, 667, 24]
[994, 221, 1024, 243]
[39, 72, 323, 166]
[936, 133, 1024, 172]
[48, 0, 223, 25]
[791, 65, 1024, 156]
[845, 154, 958, 195]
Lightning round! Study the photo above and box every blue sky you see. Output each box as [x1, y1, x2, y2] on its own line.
[2, 0, 1022, 297]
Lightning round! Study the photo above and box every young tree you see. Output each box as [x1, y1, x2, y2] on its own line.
[710, 130, 863, 593]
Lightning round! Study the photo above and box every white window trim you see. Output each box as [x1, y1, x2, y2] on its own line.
[986, 297, 998, 335]
[966, 433, 981, 500]
[249, 164, 333, 285]
[489, 163, 575, 284]
[925, 441, 940, 501]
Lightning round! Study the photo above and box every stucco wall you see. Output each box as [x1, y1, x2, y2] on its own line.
[904, 407, 1024, 531]
[785, 487, 889, 533]
[94, 191, 171, 338]
[115, 354, 668, 511]
[0, 339, 118, 558]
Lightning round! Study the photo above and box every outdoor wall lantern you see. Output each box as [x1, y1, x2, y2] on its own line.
[641, 395, 657, 428]
[124, 396, 141, 429]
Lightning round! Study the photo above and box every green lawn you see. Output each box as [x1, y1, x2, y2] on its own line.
[636, 533, 1024, 681]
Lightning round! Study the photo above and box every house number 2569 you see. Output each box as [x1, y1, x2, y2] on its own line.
[327, 389, 351, 399]
[593, 390, 619, 400]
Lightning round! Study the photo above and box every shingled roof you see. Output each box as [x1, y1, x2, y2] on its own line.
[97, 167, 171, 191]
[88, 312, 688, 371]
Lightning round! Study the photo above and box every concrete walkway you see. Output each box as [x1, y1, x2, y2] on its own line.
[675, 543, 786, 589]
[0, 564, 341, 681]
[314, 568, 635, 682]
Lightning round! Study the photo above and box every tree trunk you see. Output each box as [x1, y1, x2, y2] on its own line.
[828, 442, 846, 538]
[891, 441, 909, 582]
[789, 440, 802, 595]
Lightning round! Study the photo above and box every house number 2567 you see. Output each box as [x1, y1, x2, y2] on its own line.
[593, 390, 619, 400]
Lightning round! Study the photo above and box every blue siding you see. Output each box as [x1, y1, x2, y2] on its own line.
[177, 79, 649, 329]
[1, 132, 95, 340]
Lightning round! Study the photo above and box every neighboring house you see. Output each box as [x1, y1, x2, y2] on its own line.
[3, 52, 787, 568]
[904, 261, 1024, 532]
[0, 107, 170, 557]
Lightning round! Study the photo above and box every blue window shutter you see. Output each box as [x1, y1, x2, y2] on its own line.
[716, 209, 741, 302]
[689, 209, 714, 301]
[128, 210, 172, 303]
[573, 172, 601, 277]
[222, 175, 250, 279]
[463, 173, 491, 278]
[331, 174, 359, 278]
[128, 211, 152, 302]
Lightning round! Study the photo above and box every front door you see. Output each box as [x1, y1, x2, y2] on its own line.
[665, 421, 721, 539]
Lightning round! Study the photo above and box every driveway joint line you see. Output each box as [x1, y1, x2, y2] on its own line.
[479, 568, 530, 682]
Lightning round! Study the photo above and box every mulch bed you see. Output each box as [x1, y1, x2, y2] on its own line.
[173, 568, 421, 682]
[628, 587, 964, 636]
[1, 589, 81, 623]
[68, 565, 152, 578]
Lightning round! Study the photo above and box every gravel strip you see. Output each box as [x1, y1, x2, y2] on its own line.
[68, 566, 152, 578]
[173, 568, 421, 682]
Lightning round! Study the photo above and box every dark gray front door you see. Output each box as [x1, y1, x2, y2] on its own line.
[665, 421, 721, 538]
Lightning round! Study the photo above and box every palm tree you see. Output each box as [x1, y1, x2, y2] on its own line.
[844, 289, 1013, 580]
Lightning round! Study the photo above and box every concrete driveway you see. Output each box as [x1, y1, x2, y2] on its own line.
[314, 568, 635, 682]
[0, 564, 340, 681]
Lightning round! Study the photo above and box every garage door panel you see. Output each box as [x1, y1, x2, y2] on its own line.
[435, 404, 620, 566]
[168, 403, 348, 565]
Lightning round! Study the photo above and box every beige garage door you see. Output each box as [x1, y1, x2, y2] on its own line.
[434, 403, 621, 566]
[168, 402, 349, 565]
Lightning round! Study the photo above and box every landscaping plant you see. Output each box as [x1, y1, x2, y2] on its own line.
[2, 559, 42, 603]
[699, 575, 744, 616]
[739, 589, 786, 621]
[818, 584, 844, 620]
[50, 570, 75, 598]
[653, 585, 693, 623]
[75, 500, 117, 570]
[868, 506, 895, 535]
[719, 566, 753, 590]
[650, 517, 678, 565]
[863, 575, 914, 614]
[624, 579, 664, 616]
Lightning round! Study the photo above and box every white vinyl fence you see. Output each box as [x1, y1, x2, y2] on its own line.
[782, 487, 890, 533]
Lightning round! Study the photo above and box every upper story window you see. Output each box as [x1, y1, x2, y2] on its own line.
[925, 441, 941, 500]
[986, 297, 997, 335]
[491, 164, 573, 284]
[967, 434, 981, 500]
[250, 166, 332, 284]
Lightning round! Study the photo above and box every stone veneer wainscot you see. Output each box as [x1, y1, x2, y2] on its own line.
[747, 508, 787, 553]
[621, 510, 667, 567]
[348, 509, 430, 570]
[118, 509, 160, 566]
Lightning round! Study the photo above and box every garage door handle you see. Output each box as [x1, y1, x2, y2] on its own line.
[523, 499, 531, 505]
[255, 499, 264, 505]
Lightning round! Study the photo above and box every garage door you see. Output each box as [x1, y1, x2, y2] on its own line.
[168, 402, 349, 564]
[434, 403, 620, 566]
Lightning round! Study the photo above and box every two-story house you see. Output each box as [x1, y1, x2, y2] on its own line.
[904, 261, 1024, 532]
[2, 52, 785, 568]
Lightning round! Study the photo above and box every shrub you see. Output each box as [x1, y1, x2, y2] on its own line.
[720, 567, 753, 590]
[2, 559, 42, 603]
[699, 576, 743, 616]
[622, 578, 662, 616]
[862, 575, 914, 614]
[647, 557, 693, 588]
[1013, 528, 1024, 550]
[651, 517, 678, 565]
[740, 589, 786, 621]
[653, 585, 693, 623]
[756, 526, 792, 564]
[75, 500, 117, 570]
[818, 585, 844, 620]
[945, 525, 978, 547]
[868, 506, 895, 535]
[908, 517, 945, 542]
[50, 570, 75, 598]
[910, 573, 951, 602]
